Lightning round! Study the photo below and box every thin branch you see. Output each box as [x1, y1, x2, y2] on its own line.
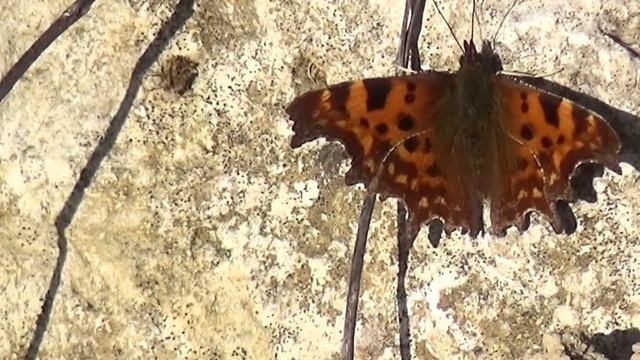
[396, 0, 427, 70]
[0, 0, 97, 104]
[395, 1, 426, 359]
[406, 0, 426, 70]
[24, 0, 195, 358]
[341, 194, 376, 360]
[340, 0, 427, 358]
[396, 206, 418, 359]
[395, 0, 413, 67]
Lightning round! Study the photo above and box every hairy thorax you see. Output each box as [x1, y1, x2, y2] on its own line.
[438, 63, 498, 186]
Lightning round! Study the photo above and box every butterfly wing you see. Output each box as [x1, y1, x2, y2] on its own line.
[286, 72, 483, 235]
[489, 75, 621, 233]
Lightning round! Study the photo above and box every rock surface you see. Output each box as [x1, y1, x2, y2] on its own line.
[0, 0, 639, 359]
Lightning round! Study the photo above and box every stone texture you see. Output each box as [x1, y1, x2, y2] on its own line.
[0, 0, 638, 359]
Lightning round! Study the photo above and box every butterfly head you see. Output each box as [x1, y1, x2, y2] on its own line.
[459, 39, 503, 73]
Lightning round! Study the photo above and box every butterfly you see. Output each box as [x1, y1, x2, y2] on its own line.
[285, 9, 621, 237]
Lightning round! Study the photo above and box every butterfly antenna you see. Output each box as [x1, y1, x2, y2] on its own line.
[492, 0, 519, 46]
[431, 0, 464, 53]
[499, 68, 565, 79]
[470, 0, 476, 43]
[475, 0, 484, 41]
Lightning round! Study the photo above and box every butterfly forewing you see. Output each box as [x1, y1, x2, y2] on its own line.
[286, 72, 484, 235]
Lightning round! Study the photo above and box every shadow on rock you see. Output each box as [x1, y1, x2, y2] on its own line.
[564, 328, 640, 360]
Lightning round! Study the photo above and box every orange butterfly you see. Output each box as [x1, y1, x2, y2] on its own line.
[286, 12, 621, 237]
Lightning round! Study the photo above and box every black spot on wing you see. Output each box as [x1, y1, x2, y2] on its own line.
[572, 105, 589, 137]
[539, 93, 561, 128]
[397, 114, 415, 131]
[520, 124, 534, 140]
[404, 93, 415, 104]
[404, 137, 419, 153]
[363, 78, 392, 111]
[375, 123, 388, 135]
[329, 82, 350, 114]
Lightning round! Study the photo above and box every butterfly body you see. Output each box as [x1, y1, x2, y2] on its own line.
[287, 39, 621, 237]
[436, 42, 501, 187]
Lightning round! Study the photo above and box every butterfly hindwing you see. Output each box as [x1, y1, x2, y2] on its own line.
[486, 124, 561, 234]
[286, 72, 483, 235]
